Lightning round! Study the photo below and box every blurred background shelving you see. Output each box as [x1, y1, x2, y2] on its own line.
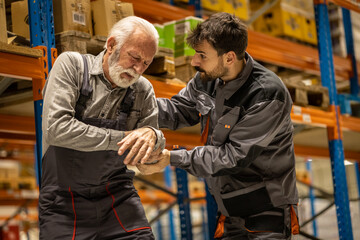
[0, 0, 360, 239]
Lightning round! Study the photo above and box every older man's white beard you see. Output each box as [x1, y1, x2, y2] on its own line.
[108, 63, 140, 88]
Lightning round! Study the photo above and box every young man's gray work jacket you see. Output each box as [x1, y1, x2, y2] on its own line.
[157, 52, 298, 217]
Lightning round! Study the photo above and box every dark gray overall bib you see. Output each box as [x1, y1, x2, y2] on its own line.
[39, 55, 154, 240]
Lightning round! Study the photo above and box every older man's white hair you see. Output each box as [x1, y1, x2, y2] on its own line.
[105, 16, 159, 50]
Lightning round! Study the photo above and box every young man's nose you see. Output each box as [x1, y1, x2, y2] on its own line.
[191, 55, 200, 67]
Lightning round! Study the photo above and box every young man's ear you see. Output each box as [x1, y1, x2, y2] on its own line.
[224, 51, 236, 65]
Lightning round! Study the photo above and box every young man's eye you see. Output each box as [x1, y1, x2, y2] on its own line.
[200, 54, 206, 59]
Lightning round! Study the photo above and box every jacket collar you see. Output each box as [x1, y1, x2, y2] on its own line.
[89, 50, 106, 76]
[219, 52, 254, 100]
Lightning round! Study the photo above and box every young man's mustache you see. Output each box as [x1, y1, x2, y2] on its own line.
[195, 66, 205, 72]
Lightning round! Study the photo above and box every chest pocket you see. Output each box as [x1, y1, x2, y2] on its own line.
[196, 92, 214, 133]
[212, 106, 240, 146]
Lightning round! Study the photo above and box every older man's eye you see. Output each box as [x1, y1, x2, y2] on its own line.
[128, 53, 139, 60]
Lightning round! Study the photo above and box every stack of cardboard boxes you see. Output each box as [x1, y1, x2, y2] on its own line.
[11, 0, 134, 54]
[153, 16, 203, 81]
[193, 0, 317, 45]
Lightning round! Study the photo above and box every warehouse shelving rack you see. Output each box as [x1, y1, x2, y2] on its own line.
[0, 0, 359, 239]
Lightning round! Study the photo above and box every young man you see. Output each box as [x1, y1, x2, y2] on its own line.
[39, 16, 164, 239]
[138, 12, 299, 239]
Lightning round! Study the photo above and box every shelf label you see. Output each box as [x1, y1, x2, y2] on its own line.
[302, 114, 311, 123]
[293, 106, 302, 115]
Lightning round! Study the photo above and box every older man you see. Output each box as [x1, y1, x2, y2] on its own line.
[39, 16, 164, 239]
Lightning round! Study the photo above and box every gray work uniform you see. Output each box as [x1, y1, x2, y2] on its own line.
[39, 51, 164, 240]
[157, 52, 298, 239]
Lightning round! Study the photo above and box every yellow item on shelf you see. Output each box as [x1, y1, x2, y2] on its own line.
[252, 1, 303, 41]
[220, 0, 250, 21]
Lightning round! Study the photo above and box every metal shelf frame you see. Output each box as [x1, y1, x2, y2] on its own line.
[27, 0, 56, 187]
[314, 0, 357, 239]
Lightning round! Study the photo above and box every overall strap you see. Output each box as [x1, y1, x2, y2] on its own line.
[75, 55, 93, 120]
[116, 87, 135, 131]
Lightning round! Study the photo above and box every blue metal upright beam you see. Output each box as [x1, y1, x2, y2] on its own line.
[164, 166, 177, 240]
[205, 183, 217, 240]
[306, 159, 317, 237]
[314, 2, 353, 239]
[28, 0, 56, 187]
[355, 162, 360, 218]
[175, 168, 193, 240]
[342, 8, 359, 96]
[189, 0, 202, 18]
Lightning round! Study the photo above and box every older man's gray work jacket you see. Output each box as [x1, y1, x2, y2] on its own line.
[157, 52, 298, 217]
[41, 50, 165, 190]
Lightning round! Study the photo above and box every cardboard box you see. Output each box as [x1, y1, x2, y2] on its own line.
[154, 23, 165, 48]
[163, 17, 203, 59]
[91, 0, 133, 37]
[11, 0, 29, 39]
[202, 0, 222, 11]
[177, 16, 203, 58]
[301, 15, 317, 45]
[53, 0, 92, 35]
[0, 0, 7, 42]
[252, 1, 303, 41]
[163, 20, 176, 51]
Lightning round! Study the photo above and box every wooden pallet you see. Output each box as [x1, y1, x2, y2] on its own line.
[0, 177, 36, 190]
[55, 31, 107, 55]
[284, 81, 330, 110]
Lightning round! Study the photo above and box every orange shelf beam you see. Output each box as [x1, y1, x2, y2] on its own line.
[291, 105, 336, 127]
[0, 190, 38, 207]
[295, 144, 360, 161]
[328, 0, 360, 13]
[0, 52, 43, 80]
[341, 115, 360, 132]
[149, 79, 185, 99]
[0, 114, 35, 136]
[248, 30, 356, 81]
[124, 0, 194, 24]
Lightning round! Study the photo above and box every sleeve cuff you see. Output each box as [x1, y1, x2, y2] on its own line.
[146, 126, 165, 151]
[170, 150, 186, 167]
[108, 129, 125, 151]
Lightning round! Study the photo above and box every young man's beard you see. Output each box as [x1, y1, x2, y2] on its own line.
[108, 48, 140, 88]
[195, 60, 228, 83]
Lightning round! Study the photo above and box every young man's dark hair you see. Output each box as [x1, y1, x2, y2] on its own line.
[187, 12, 248, 60]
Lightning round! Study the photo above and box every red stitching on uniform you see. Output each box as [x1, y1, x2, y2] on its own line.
[105, 183, 151, 232]
[69, 186, 77, 240]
